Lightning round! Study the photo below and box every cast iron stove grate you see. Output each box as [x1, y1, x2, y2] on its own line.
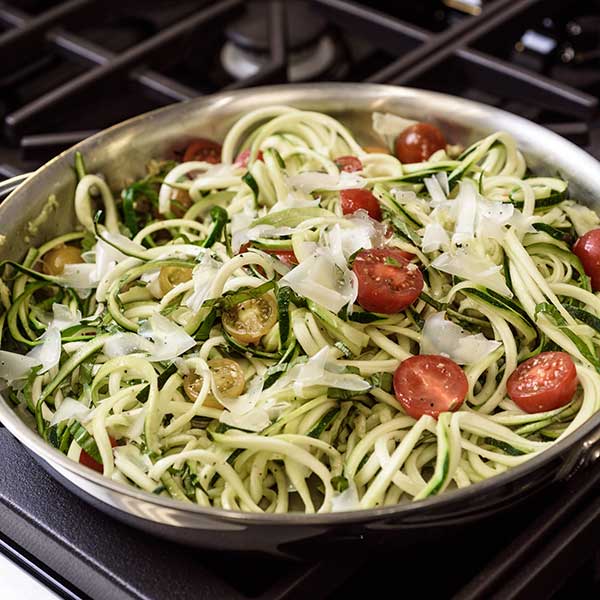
[1, 1, 600, 598]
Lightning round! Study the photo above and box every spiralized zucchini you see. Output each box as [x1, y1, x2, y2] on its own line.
[1, 105, 600, 514]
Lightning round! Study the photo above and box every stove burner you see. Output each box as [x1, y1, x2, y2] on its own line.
[221, 0, 339, 82]
[222, 34, 338, 82]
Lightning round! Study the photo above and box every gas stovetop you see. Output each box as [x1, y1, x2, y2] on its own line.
[1, 1, 600, 598]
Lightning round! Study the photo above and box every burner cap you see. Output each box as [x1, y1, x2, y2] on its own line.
[225, 1, 327, 53]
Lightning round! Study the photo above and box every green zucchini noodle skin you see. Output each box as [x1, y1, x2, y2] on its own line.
[2, 105, 600, 515]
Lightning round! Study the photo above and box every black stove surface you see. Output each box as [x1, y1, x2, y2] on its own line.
[2, 1, 600, 598]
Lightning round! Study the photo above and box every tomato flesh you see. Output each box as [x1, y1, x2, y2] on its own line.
[352, 248, 423, 314]
[573, 228, 600, 291]
[394, 123, 447, 163]
[340, 189, 382, 221]
[507, 351, 578, 413]
[183, 138, 222, 164]
[79, 437, 117, 474]
[335, 155, 363, 173]
[234, 148, 264, 169]
[393, 355, 468, 419]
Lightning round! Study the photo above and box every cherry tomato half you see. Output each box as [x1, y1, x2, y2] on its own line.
[395, 123, 447, 163]
[340, 189, 382, 221]
[42, 245, 82, 276]
[352, 248, 423, 314]
[183, 138, 222, 164]
[234, 148, 264, 169]
[79, 437, 118, 474]
[507, 351, 578, 414]
[335, 155, 363, 173]
[159, 265, 193, 295]
[271, 250, 298, 267]
[393, 355, 468, 419]
[183, 358, 245, 409]
[573, 229, 600, 291]
[222, 294, 278, 345]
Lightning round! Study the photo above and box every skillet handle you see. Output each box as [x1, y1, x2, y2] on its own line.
[0, 173, 33, 201]
[555, 422, 600, 482]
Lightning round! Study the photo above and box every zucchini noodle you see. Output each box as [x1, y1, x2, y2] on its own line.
[2, 105, 600, 514]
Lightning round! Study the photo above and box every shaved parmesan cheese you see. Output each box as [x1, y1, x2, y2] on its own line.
[424, 175, 448, 208]
[269, 189, 320, 214]
[138, 314, 196, 361]
[432, 250, 513, 297]
[436, 171, 449, 195]
[50, 397, 91, 426]
[425, 179, 528, 245]
[421, 312, 501, 364]
[27, 327, 61, 373]
[60, 263, 98, 292]
[217, 373, 268, 432]
[219, 407, 270, 432]
[286, 171, 366, 194]
[372, 112, 416, 149]
[50, 303, 82, 331]
[151, 244, 214, 261]
[244, 224, 297, 241]
[231, 206, 258, 253]
[422, 223, 450, 253]
[140, 270, 162, 299]
[476, 197, 516, 240]
[184, 253, 221, 312]
[0, 351, 40, 384]
[103, 332, 152, 358]
[452, 181, 479, 245]
[281, 248, 357, 313]
[274, 346, 370, 395]
[321, 211, 380, 267]
[103, 320, 195, 362]
[331, 480, 360, 512]
[92, 232, 146, 288]
[113, 444, 154, 472]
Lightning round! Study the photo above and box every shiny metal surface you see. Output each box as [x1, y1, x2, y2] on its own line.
[1, 83, 600, 554]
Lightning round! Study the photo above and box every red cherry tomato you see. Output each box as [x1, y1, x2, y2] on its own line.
[79, 437, 118, 474]
[183, 138, 222, 164]
[335, 156, 363, 173]
[394, 123, 447, 163]
[340, 189, 382, 221]
[507, 352, 578, 413]
[234, 148, 264, 169]
[573, 229, 600, 291]
[393, 355, 468, 419]
[352, 248, 423, 313]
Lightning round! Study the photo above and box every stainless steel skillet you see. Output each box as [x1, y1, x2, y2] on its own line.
[1, 83, 600, 557]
